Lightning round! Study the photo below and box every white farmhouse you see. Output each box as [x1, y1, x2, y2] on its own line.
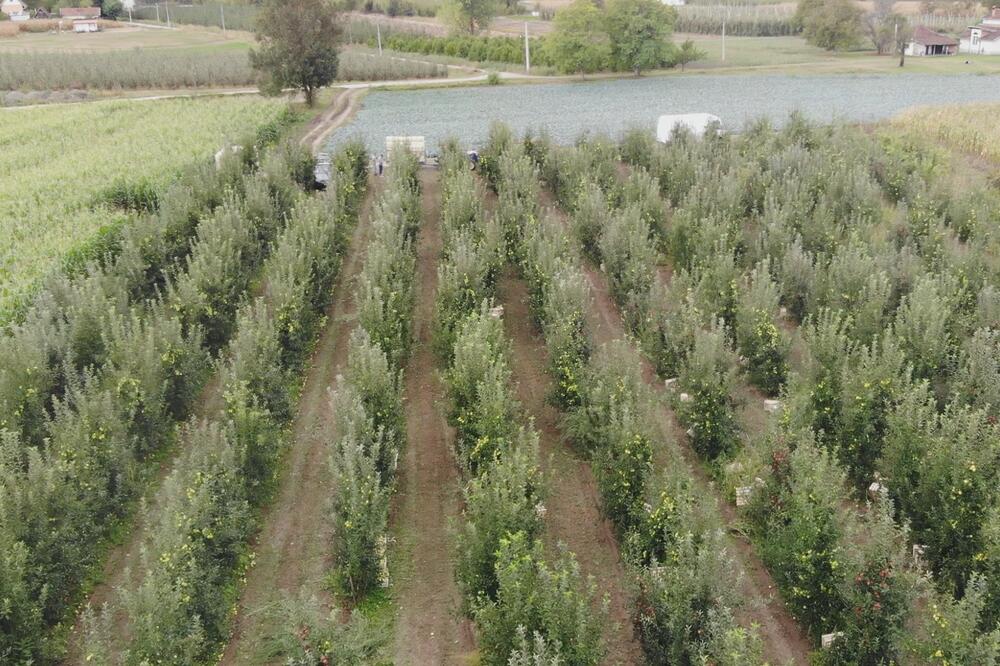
[907, 26, 959, 56]
[961, 7, 1000, 55]
[661, 0, 686, 5]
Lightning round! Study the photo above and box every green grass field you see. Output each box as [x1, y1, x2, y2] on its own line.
[681, 33, 1000, 75]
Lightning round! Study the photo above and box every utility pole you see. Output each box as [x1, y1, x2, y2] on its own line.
[377, 23, 383, 55]
[220, 4, 226, 33]
[897, 22, 906, 67]
[165, 2, 171, 28]
[155, 3, 159, 22]
[524, 22, 530, 73]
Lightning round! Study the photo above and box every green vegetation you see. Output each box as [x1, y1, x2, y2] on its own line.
[79, 140, 369, 664]
[544, 0, 609, 76]
[894, 103, 1000, 164]
[329, 147, 420, 601]
[0, 96, 289, 318]
[438, 0, 499, 34]
[251, 0, 341, 105]
[796, 0, 864, 51]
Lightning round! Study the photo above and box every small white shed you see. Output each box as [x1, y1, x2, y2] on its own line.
[386, 135, 426, 161]
[73, 18, 100, 32]
[656, 113, 722, 143]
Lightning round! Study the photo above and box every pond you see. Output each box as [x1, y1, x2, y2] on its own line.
[325, 73, 1000, 152]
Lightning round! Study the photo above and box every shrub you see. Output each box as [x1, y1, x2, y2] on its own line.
[444, 307, 519, 472]
[835, 336, 910, 489]
[433, 232, 497, 358]
[643, 279, 699, 380]
[343, 328, 406, 480]
[734, 261, 789, 395]
[676, 322, 740, 462]
[455, 435, 545, 606]
[881, 394, 998, 599]
[329, 391, 393, 599]
[598, 204, 657, 333]
[748, 435, 847, 640]
[571, 180, 609, 262]
[540, 265, 591, 409]
[627, 478, 760, 664]
[892, 275, 955, 383]
[258, 594, 388, 664]
[954, 328, 1000, 418]
[820, 496, 916, 665]
[474, 532, 606, 666]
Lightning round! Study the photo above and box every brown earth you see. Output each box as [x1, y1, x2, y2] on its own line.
[390, 167, 476, 664]
[498, 270, 644, 665]
[218, 176, 381, 665]
[538, 189, 812, 666]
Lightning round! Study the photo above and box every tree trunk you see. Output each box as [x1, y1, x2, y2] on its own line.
[304, 85, 315, 107]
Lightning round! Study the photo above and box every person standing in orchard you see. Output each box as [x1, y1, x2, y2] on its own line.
[250, 0, 341, 107]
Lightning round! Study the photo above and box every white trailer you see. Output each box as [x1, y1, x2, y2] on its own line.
[656, 113, 722, 143]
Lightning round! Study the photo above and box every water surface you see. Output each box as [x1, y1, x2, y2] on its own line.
[327, 73, 1000, 151]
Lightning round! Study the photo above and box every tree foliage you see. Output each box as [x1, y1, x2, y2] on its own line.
[544, 0, 609, 76]
[795, 0, 862, 51]
[250, 0, 341, 106]
[438, 0, 498, 35]
[605, 0, 677, 76]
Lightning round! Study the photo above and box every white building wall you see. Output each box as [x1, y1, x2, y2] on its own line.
[961, 35, 1000, 55]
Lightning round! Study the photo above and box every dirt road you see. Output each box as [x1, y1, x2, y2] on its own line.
[218, 177, 381, 664]
[498, 270, 644, 665]
[390, 168, 475, 664]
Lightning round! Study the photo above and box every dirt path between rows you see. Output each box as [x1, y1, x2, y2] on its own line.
[218, 176, 381, 665]
[539, 190, 811, 666]
[390, 167, 475, 664]
[498, 270, 643, 665]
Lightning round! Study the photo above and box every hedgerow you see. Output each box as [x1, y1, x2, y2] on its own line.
[496, 124, 759, 661]
[327, 148, 418, 602]
[0, 137, 319, 663]
[79, 142, 368, 663]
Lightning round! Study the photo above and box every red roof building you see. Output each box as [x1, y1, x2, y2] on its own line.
[58, 6, 100, 18]
[907, 26, 959, 56]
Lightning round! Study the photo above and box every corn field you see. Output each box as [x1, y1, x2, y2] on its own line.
[675, 4, 799, 36]
[0, 96, 288, 316]
[893, 103, 1000, 163]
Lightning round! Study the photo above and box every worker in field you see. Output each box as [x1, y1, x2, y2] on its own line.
[376, 154, 385, 176]
[469, 150, 479, 171]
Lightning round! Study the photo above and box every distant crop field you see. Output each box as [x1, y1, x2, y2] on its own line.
[893, 103, 1000, 163]
[0, 95, 287, 313]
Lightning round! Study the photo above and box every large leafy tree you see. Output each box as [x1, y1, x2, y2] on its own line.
[544, 0, 609, 77]
[605, 0, 677, 77]
[438, 0, 498, 35]
[250, 0, 340, 107]
[795, 0, 862, 51]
